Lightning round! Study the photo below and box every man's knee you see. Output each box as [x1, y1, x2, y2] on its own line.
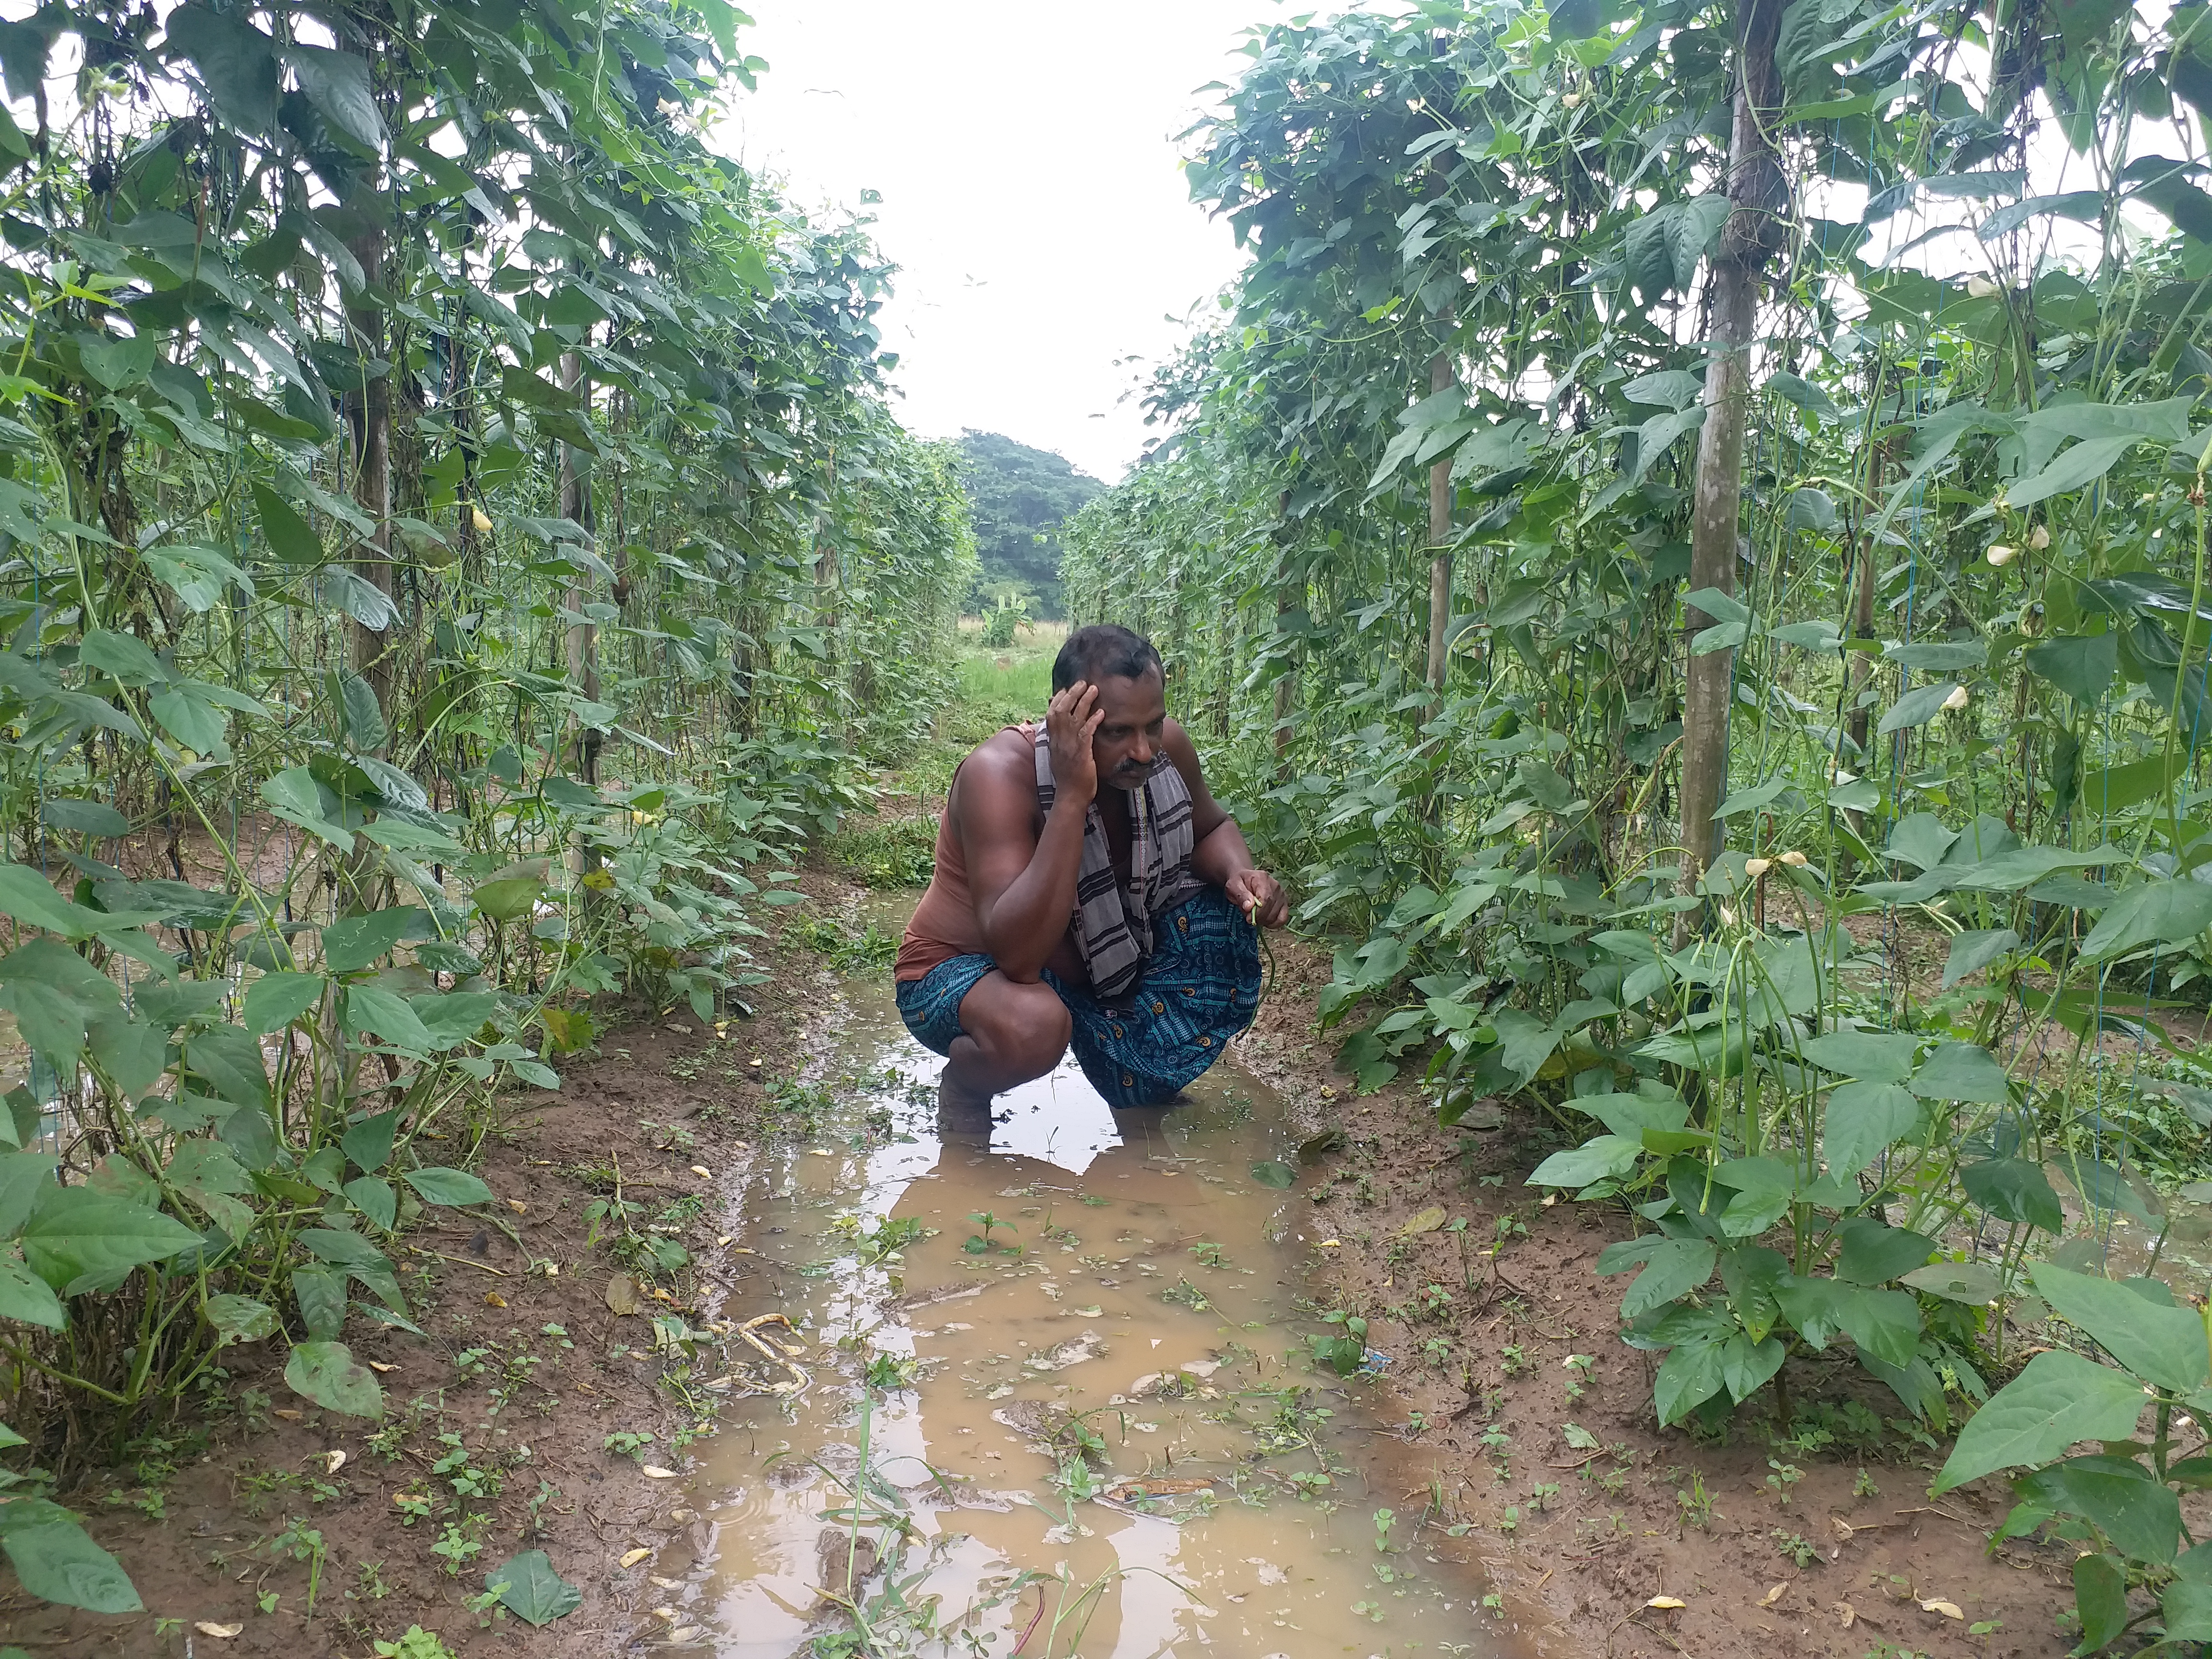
[967, 980, 1070, 1079]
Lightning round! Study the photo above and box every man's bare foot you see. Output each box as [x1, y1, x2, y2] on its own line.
[937, 1077, 994, 1140]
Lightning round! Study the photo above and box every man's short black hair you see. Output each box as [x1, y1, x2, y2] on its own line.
[1052, 624, 1163, 693]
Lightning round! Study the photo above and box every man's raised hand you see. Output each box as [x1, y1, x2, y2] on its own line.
[1045, 680, 1104, 804]
[1226, 867, 1288, 928]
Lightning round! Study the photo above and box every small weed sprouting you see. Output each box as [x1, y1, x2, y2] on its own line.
[1575, 1512, 1629, 1546]
[765, 1077, 840, 1141]
[1563, 1352, 1595, 1401]
[524, 1478, 561, 1539]
[864, 1353, 921, 1392]
[1765, 1459, 1803, 1507]
[267, 1517, 328, 1616]
[645, 1119, 699, 1155]
[1772, 1529, 1818, 1569]
[1308, 1310, 1370, 1377]
[463, 1585, 512, 1631]
[1479, 1424, 1512, 1470]
[1675, 1473, 1714, 1531]
[366, 1397, 435, 1463]
[853, 1214, 930, 1265]
[431, 1520, 485, 1577]
[827, 814, 938, 888]
[964, 1211, 1018, 1255]
[430, 1434, 502, 1502]
[1853, 1467, 1880, 1499]
[1162, 1277, 1212, 1312]
[789, 915, 901, 973]
[373, 1631, 461, 1659]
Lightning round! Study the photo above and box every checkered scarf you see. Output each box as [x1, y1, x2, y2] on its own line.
[1033, 725, 1199, 1003]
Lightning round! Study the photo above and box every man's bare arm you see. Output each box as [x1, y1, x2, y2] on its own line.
[962, 685, 1103, 982]
[1163, 721, 1289, 926]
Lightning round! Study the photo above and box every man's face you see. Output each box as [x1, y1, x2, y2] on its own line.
[1091, 669, 1168, 792]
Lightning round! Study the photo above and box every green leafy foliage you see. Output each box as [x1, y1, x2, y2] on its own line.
[0, 0, 973, 1623]
[485, 1548, 582, 1626]
[958, 432, 1104, 616]
[282, 1341, 385, 1419]
[0, 1500, 142, 1613]
[1065, 9, 2212, 1634]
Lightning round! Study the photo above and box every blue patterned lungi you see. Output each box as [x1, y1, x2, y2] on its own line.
[894, 885, 1262, 1108]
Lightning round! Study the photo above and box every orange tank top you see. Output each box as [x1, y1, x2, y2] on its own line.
[895, 730, 1025, 983]
[895, 795, 987, 982]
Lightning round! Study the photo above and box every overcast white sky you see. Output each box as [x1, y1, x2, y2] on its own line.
[716, 1, 1270, 484]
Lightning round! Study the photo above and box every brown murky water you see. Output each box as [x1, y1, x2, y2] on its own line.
[642, 974, 1520, 1658]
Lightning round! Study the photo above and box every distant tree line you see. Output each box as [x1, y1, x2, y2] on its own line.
[957, 431, 1104, 619]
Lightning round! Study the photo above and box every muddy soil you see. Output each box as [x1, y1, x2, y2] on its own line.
[3, 899, 830, 1657]
[8, 870, 2097, 1659]
[1234, 939, 2085, 1659]
[656, 942, 1523, 1658]
[5, 875, 1510, 1659]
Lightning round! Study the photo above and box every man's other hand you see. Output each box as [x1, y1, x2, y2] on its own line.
[1226, 867, 1287, 927]
[1045, 680, 1104, 804]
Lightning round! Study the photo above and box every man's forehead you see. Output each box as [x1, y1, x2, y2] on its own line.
[1093, 671, 1166, 720]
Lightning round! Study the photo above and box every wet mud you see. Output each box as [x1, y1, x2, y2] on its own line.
[8, 872, 2107, 1658]
[645, 980, 1526, 1657]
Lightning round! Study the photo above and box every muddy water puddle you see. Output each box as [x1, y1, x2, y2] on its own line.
[647, 977, 1517, 1657]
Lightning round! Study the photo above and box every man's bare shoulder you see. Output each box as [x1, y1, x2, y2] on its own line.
[968, 725, 1035, 779]
[949, 727, 1037, 822]
[1161, 718, 1206, 779]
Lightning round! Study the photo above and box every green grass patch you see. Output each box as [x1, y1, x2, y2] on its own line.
[786, 915, 901, 973]
[887, 621, 1066, 801]
[826, 813, 937, 887]
[955, 650, 1054, 732]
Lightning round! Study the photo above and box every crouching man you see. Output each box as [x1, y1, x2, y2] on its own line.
[895, 625, 1288, 1114]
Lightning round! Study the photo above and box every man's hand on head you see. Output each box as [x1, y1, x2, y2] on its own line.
[1225, 867, 1288, 928]
[1045, 680, 1103, 805]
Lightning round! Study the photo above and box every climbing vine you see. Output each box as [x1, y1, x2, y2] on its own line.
[1073, 0, 2212, 1643]
[0, 0, 972, 1610]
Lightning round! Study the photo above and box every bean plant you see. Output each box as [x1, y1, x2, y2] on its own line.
[1072, 0, 2212, 1640]
[0, 0, 972, 1615]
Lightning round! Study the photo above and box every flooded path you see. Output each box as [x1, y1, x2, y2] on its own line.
[644, 971, 1518, 1658]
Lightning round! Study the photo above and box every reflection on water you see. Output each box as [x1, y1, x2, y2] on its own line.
[640, 977, 1516, 1658]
